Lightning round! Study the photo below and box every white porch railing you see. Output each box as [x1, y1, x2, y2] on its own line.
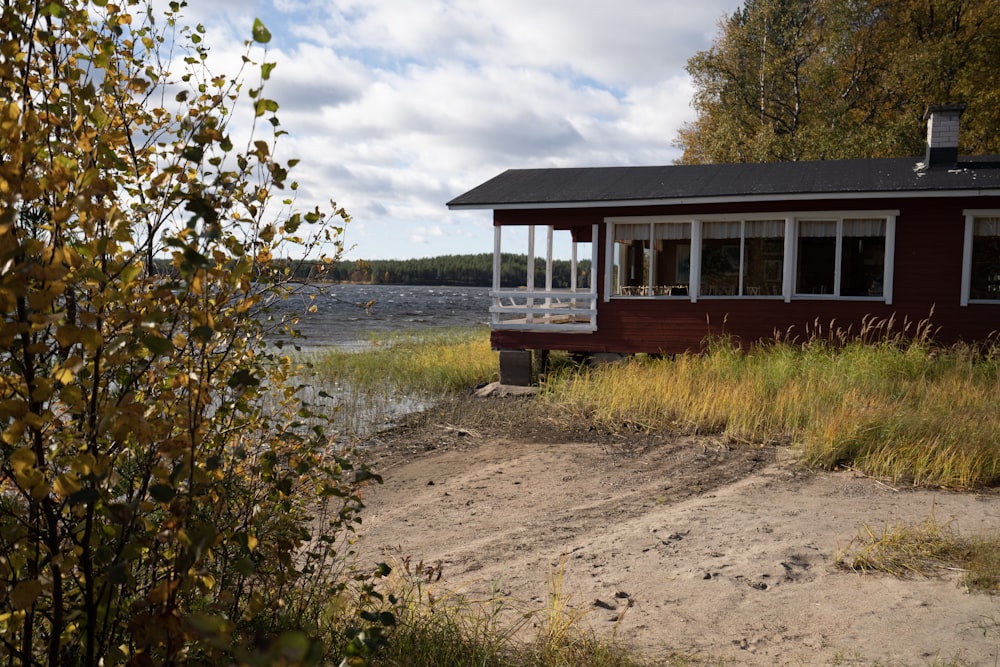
[490, 288, 597, 332]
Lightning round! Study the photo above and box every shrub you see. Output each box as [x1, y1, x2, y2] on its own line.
[0, 2, 389, 664]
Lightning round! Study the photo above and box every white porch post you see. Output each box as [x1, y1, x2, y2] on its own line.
[526, 226, 535, 323]
[570, 237, 578, 308]
[492, 226, 501, 326]
[545, 226, 554, 310]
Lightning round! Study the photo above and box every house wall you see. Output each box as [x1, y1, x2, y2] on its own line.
[491, 196, 1000, 355]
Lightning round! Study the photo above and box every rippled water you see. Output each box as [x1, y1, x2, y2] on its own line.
[262, 284, 492, 437]
[267, 283, 492, 350]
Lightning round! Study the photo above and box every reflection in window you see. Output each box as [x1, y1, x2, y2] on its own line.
[970, 217, 1000, 300]
[608, 215, 896, 300]
[612, 224, 649, 295]
[841, 219, 886, 297]
[612, 223, 690, 295]
[744, 220, 785, 296]
[700, 220, 784, 297]
[797, 218, 885, 297]
[652, 223, 690, 295]
[701, 222, 741, 296]
[796, 220, 837, 295]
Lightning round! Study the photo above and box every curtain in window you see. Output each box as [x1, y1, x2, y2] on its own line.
[614, 223, 650, 241]
[702, 221, 741, 239]
[843, 218, 886, 237]
[653, 222, 691, 240]
[745, 220, 784, 237]
[974, 217, 1000, 236]
[797, 220, 837, 237]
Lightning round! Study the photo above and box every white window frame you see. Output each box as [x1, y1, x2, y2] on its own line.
[961, 210, 1000, 306]
[791, 211, 896, 303]
[604, 217, 695, 300]
[605, 211, 896, 304]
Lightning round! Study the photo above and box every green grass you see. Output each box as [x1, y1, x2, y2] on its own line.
[308, 326, 497, 395]
[297, 322, 999, 484]
[293, 326, 497, 437]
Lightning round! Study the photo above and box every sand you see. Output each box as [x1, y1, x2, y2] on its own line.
[354, 397, 1000, 665]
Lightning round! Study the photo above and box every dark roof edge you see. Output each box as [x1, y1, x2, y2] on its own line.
[447, 188, 1000, 211]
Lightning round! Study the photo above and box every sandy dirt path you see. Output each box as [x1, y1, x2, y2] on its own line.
[354, 398, 1000, 665]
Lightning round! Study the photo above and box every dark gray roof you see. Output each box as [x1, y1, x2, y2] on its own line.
[447, 156, 1000, 209]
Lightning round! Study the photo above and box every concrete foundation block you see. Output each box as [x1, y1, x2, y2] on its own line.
[498, 349, 533, 386]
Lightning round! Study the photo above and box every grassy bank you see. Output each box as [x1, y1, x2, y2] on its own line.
[298, 326, 498, 436]
[308, 326, 998, 664]
[543, 335, 1000, 488]
[303, 324, 999, 487]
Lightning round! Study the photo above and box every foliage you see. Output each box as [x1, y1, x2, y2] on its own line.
[0, 1, 390, 665]
[542, 322, 1000, 488]
[678, 0, 1000, 163]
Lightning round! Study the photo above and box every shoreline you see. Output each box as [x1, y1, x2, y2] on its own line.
[355, 397, 1000, 665]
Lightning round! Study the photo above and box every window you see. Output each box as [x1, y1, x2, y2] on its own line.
[745, 221, 785, 296]
[607, 212, 892, 302]
[612, 222, 690, 296]
[796, 218, 885, 297]
[701, 220, 785, 297]
[968, 216, 1000, 301]
[701, 222, 740, 296]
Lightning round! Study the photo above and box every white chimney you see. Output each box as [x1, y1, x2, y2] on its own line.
[923, 104, 966, 168]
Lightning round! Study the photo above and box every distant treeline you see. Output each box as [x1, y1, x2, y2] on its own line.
[297, 253, 592, 288]
[152, 253, 592, 287]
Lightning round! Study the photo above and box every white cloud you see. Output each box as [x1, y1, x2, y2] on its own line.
[148, 0, 744, 259]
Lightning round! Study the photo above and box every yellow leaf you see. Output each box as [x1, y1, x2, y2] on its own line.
[9, 447, 35, 472]
[79, 328, 103, 351]
[52, 364, 75, 384]
[247, 534, 258, 551]
[30, 479, 50, 501]
[70, 453, 97, 476]
[197, 574, 216, 591]
[2, 422, 25, 445]
[54, 473, 82, 497]
[30, 378, 53, 402]
[15, 467, 43, 490]
[55, 324, 81, 347]
[23, 412, 44, 430]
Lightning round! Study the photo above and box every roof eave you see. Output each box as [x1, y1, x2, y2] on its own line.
[447, 188, 1000, 211]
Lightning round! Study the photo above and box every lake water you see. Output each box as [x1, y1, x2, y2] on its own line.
[267, 283, 492, 350]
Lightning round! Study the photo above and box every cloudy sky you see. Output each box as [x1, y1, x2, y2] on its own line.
[168, 0, 744, 260]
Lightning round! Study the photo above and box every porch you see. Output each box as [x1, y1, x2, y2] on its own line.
[490, 224, 598, 333]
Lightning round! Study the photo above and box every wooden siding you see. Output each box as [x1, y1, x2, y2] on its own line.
[491, 196, 1000, 355]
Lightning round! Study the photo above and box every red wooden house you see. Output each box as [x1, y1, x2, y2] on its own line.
[448, 106, 1000, 383]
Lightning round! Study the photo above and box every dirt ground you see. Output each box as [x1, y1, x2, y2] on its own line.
[353, 395, 1000, 666]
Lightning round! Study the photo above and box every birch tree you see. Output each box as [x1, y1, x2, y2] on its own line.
[0, 1, 389, 664]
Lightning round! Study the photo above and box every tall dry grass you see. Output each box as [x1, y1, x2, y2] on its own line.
[369, 554, 653, 667]
[543, 319, 1000, 488]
